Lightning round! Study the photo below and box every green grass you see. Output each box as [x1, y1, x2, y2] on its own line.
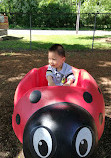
[0, 34, 111, 51]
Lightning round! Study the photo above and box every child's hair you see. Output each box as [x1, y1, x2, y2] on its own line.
[48, 44, 65, 57]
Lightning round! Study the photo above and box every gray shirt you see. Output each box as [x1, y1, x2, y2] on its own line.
[46, 62, 75, 86]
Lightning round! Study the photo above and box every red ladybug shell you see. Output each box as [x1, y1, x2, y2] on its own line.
[12, 65, 105, 143]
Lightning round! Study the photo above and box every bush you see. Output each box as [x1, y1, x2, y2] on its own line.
[34, 3, 76, 28]
[80, 13, 111, 29]
[7, 2, 76, 29]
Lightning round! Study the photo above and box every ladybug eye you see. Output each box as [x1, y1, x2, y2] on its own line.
[33, 127, 53, 158]
[75, 127, 93, 157]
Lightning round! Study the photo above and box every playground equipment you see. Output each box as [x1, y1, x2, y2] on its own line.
[0, 14, 8, 36]
[12, 65, 105, 158]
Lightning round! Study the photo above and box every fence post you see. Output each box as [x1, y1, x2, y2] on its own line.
[76, 1, 81, 34]
[30, 14, 32, 50]
[92, 13, 97, 51]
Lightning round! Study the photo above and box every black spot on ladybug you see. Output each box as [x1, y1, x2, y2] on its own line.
[16, 114, 20, 125]
[98, 88, 101, 94]
[29, 90, 41, 103]
[83, 92, 92, 103]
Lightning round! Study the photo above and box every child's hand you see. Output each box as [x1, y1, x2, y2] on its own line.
[63, 83, 70, 86]
[63, 78, 74, 86]
[47, 76, 56, 86]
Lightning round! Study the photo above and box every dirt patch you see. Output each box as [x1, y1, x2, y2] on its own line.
[0, 50, 111, 158]
[96, 37, 111, 43]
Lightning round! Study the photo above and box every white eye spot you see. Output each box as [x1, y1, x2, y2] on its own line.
[75, 127, 93, 157]
[81, 140, 84, 145]
[39, 141, 42, 146]
[33, 127, 53, 158]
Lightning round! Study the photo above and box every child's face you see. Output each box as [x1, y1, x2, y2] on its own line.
[48, 51, 65, 69]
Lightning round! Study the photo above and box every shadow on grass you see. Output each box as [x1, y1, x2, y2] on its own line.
[0, 50, 111, 158]
[0, 35, 111, 51]
[77, 35, 111, 40]
[0, 40, 91, 51]
[1, 36, 24, 41]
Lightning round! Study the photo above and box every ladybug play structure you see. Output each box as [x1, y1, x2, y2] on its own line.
[12, 65, 105, 158]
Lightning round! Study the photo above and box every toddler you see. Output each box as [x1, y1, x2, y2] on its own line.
[46, 44, 75, 86]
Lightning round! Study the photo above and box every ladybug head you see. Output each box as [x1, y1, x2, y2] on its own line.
[23, 102, 98, 158]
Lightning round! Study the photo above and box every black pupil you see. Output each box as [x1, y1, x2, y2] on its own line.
[79, 139, 88, 155]
[38, 140, 48, 156]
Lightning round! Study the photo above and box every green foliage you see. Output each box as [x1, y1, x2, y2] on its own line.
[3, 1, 77, 28]
[80, 0, 111, 29]
[36, 2, 76, 28]
[81, 0, 111, 13]
[0, 0, 111, 29]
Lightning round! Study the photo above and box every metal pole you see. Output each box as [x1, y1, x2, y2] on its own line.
[92, 13, 97, 51]
[76, 1, 81, 34]
[30, 14, 32, 50]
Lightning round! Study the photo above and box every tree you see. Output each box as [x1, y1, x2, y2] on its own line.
[81, 0, 111, 13]
[0, 0, 39, 13]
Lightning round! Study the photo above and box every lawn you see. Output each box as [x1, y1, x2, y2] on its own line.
[0, 34, 111, 51]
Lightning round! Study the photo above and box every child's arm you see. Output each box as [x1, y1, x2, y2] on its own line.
[47, 75, 56, 86]
[63, 78, 74, 86]
[63, 66, 75, 86]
